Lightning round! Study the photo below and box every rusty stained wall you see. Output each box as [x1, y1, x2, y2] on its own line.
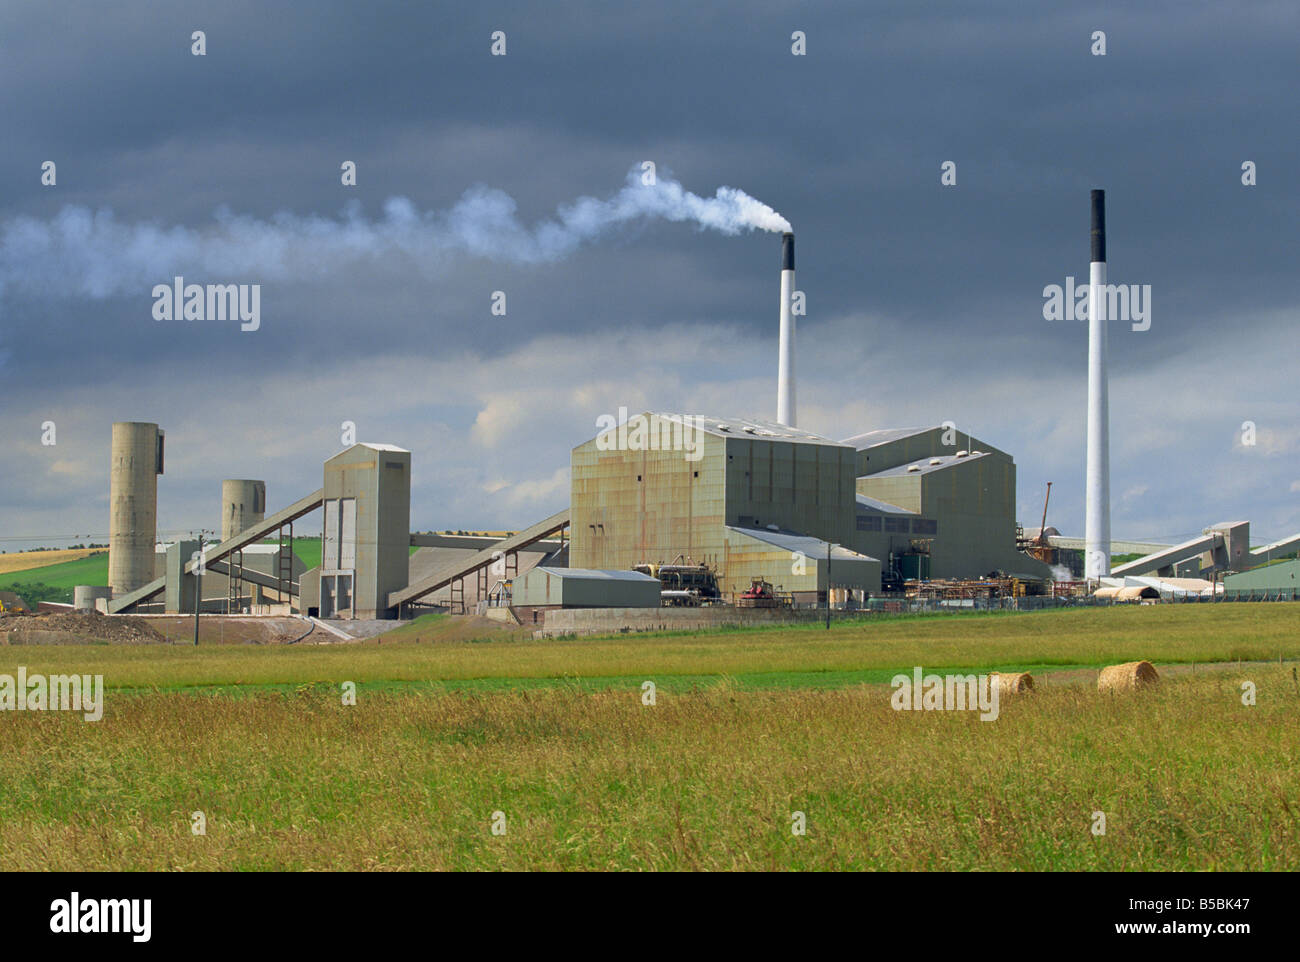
[722, 537, 815, 598]
[721, 529, 880, 598]
[570, 425, 727, 572]
[571, 416, 864, 593]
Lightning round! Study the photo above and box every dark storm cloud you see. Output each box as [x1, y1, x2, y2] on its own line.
[2, 0, 1295, 378]
[0, 0, 1295, 541]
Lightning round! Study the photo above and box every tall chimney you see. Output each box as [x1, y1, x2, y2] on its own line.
[1084, 190, 1110, 580]
[776, 231, 796, 426]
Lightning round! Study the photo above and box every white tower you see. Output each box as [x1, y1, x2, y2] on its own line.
[1084, 190, 1110, 580]
[776, 232, 796, 426]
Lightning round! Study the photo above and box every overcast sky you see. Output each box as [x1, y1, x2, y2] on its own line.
[2, 0, 1296, 550]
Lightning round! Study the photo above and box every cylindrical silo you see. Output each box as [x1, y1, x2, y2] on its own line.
[74, 585, 114, 612]
[221, 479, 266, 542]
[108, 421, 164, 597]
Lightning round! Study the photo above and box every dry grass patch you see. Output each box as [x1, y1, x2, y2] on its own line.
[1, 668, 1295, 871]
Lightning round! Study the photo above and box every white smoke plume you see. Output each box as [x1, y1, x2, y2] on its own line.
[0, 167, 791, 301]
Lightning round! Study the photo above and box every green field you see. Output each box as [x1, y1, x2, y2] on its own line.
[2, 552, 110, 592]
[1, 605, 1297, 870]
[0, 540, 325, 604]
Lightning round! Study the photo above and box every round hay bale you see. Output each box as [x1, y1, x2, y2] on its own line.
[992, 671, 1034, 695]
[1098, 660, 1159, 693]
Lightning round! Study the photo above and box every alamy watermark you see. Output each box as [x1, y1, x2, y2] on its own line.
[890, 667, 999, 721]
[0, 667, 103, 721]
[50, 893, 150, 942]
[1042, 276, 1151, 331]
[595, 408, 704, 462]
[152, 276, 260, 331]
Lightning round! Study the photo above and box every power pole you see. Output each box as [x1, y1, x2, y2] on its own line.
[189, 529, 214, 646]
[826, 541, 833, 630]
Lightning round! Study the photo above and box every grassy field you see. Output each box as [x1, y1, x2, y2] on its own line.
[0, 605, 1296, 870]
[0, 540, 324, 603]
[1, 552, 110, 591]
[7, 605, 1296, 692]
[0, 548, 105, 576]
[2, 539, 454, 604]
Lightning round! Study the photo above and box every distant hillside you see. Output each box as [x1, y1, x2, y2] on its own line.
[2, 553, 110, 593]
[0, 548, 105, 576]
[5, 536, 417, 602]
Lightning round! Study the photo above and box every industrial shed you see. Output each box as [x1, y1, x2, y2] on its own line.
[512, 567, 662, 609]
[724, 525, 878, 604]
[1094, 584, 1161, 602]
[1224, 559, 1300, 599]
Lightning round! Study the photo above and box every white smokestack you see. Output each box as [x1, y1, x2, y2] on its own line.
[777, 231, 796, 426]
[1085, 189, 1110, 580]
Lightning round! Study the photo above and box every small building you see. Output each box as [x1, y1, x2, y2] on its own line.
[1224, 559, 1300, 599]
[513, 567, 661, 609]
[316, 442, 412, 619]
[724, 525, 878, 606]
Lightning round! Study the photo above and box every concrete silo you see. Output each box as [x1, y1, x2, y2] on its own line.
[108, 421, 164, 597]
[221, 479, 266, 542]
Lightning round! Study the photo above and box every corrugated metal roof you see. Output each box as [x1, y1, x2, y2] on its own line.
[839, 426, 935, 450]
[855, 493, 916, 516]
[864, 450, 991, 478]
[726, 525, 878, 563]
[643, 413, 848, 447]
[325, 441, 411, 460]
[532, 566, 660, 583]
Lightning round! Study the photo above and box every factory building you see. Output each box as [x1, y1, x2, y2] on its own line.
[570, 414, 880, 599]
[300, 443, 411, 619]
[570, 413, 1046, 598]
[847, 426, 1048, 581]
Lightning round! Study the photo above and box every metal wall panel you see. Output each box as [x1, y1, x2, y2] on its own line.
[322, 498, 340, 571]
[340, 497, 357, 571]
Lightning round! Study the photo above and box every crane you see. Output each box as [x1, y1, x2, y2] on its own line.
[1037, 482, 1053, 545]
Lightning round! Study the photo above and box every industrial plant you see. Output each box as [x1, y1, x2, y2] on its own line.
[79, 195, 1297, 632]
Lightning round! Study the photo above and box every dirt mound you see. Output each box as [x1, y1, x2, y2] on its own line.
[1, 610, 168, 644]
